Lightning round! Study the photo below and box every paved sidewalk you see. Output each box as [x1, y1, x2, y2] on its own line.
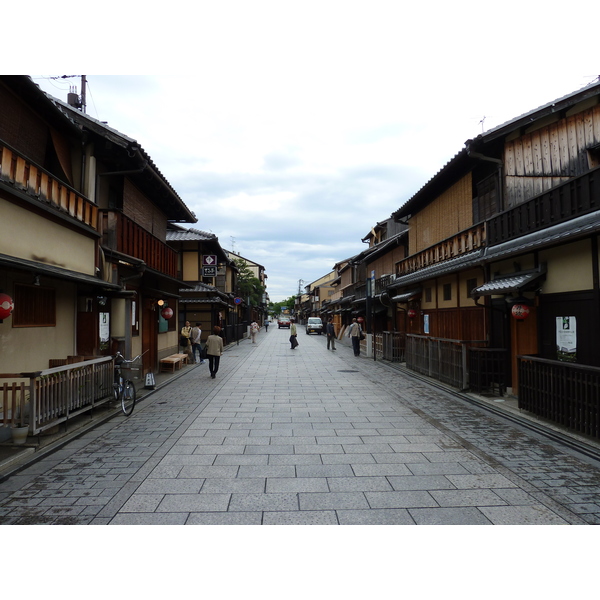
[0, 326, 596, 524]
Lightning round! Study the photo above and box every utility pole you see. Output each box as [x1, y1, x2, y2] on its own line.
[80, 75, 87, 113]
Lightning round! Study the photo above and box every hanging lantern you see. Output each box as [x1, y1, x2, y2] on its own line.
[407, 309, 417, 319]
[161, 307, 173, 320]
[511, 303, 530, 320]
[0, 293, 14, 320]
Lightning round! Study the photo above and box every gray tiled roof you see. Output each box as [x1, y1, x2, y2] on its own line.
[471, 270, 545, 296]
[166, 227, 217, 242]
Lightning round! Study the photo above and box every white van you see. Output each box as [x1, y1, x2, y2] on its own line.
[306, 317, 323, 335]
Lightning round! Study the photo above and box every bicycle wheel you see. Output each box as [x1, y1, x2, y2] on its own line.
[121, 380, 136, 415]
[114, 377, 123, 403]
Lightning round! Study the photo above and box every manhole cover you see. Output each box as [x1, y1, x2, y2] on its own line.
[338, 370, 359, 373]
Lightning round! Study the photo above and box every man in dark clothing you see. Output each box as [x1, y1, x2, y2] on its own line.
[326, 317, 336, 351]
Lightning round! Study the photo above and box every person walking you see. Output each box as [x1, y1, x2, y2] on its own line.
[180, 320, 193, 362]
[191, 322, 205, 364]
[206, 325, 224, 379]
[290, 319, 298, 350]
[250, 321, 259, 343]
[347, 318, 363, 356]
[264, 320, 269, 332]
[326, 317, 336, 351]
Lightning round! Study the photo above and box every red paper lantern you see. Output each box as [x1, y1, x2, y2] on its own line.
[407, 309, 417, 319]
[161, 307, 173, 319]
[511, 304, 530, 320]
[0, 293, 14, 320]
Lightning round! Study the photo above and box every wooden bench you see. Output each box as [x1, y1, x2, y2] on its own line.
[159, 353, 190, 373]
[171, 353, 189, 365]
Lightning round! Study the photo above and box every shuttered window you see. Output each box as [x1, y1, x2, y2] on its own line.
[12, 283, 56, 327]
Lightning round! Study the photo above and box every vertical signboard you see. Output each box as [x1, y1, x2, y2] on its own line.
[556, 316, 577, 362]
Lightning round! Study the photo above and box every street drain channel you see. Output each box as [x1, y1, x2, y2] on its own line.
[338, 370, 359, 373]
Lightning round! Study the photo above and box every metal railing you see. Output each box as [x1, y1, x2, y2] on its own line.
[1, 357, 115, 436]
[518, 355, 600, 439]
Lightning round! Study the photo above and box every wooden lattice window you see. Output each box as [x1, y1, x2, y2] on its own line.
[466, 278, 478, 298]
[473, 174, 498, 223]
[443, 283, 452, 301]
[12, 283, 56, 327]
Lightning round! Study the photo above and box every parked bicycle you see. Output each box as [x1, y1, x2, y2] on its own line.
[113, 351, 146, 415]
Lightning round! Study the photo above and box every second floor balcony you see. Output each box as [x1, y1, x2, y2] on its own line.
[397, 223, 486, 276]
[0, 141, 98, 231]
[100, 210, 178, 278]
[487, 166, 600, 246]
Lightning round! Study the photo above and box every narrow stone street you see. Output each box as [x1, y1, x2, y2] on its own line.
[1, 325, 600, 525]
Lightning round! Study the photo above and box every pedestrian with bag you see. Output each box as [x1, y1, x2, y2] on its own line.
[326, 317, 336, 351]
[206, 325, 224, 379]
[180, 320, 194, 362]
[347, 317, 363, 356]
[191, 322, 205, 364]
[290, 319, 299, 350]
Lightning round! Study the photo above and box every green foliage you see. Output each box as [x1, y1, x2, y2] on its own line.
[233, 258, 265, 306]
[269, 295, 296, 316]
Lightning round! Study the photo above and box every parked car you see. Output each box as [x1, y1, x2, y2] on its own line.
[278, 316, 291, 328]
[306, 317, 323, 335]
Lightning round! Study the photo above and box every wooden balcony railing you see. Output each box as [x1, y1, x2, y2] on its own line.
[100, 210, 178, 278]
[397, 223, 486, 275]
[0, 142, 98, 230]
[487, 167, 600, 246]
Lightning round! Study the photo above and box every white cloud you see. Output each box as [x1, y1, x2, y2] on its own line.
[23, 1, 600, 301]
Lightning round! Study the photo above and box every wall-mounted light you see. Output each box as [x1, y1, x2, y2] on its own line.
[33, 274, 40, 286]
[157, 299, 165, 307]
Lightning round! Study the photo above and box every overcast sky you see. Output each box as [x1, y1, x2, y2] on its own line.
[16, 1, 600, 302]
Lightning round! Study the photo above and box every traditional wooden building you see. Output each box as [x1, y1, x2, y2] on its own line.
[166, 225, 240, 342]
[0, 76, 120, 376]
[389, 79, 600, 436]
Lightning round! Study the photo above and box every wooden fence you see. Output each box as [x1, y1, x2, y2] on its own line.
[405, 335, 488, 390]
[469, 348, 509, 396]
[1, 357, 115, 437]
[518, 355, 600, 439]
[375, 332, 406, 363]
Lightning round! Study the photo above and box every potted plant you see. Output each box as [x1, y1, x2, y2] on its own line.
[10, 391, 30, 445]
[11, 423, 29, 445]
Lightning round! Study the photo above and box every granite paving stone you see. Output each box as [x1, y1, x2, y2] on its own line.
[365, 490, 439, 509]
[386, 475, 456, 491]
[262, 510, 338, 525]
[228, 492, 299, 511]
[336, 508, 415, 525]
[2, 326, 599, 525]
[298, 491, 370, 510]
[266, 477, 329, 493]
[156, 493, 231, 512]
[408, 507, 492, 525]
